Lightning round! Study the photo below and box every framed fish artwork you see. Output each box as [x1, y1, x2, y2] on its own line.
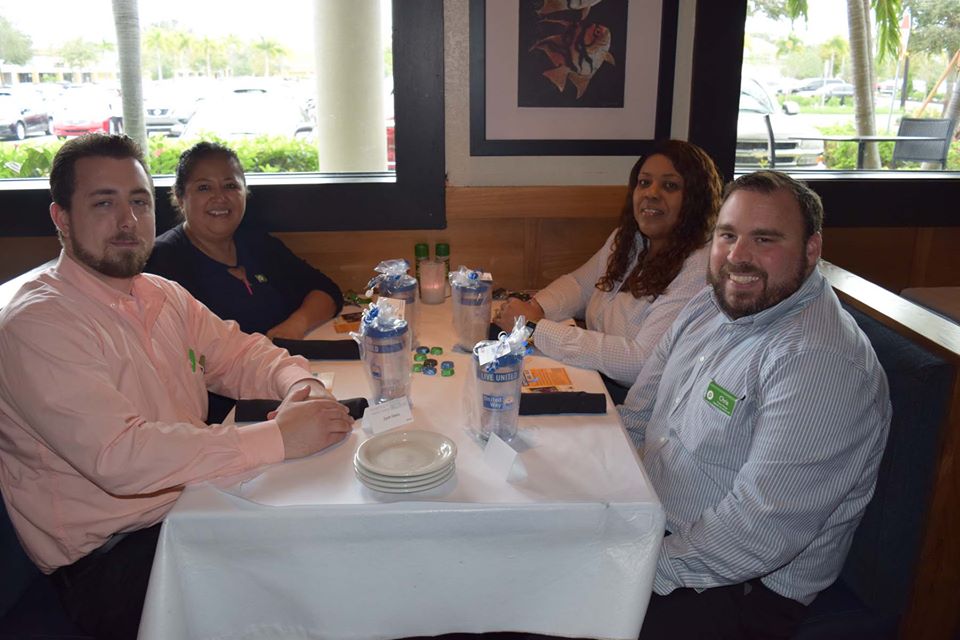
[470, 0, 678, 156]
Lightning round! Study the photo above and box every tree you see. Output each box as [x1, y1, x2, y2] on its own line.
[772, 0, 903, 169]
[253, 37, 287, 76]
[0, 15, 33, 65]
[904, 0, 960, 140]
[112, 0, 147, 153]
[58, 38, 104, 69]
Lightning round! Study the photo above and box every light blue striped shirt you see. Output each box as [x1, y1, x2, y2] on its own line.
[619, 267, 890, 604]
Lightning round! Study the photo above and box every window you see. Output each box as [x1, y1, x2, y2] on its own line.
[736, 0, 959, 173]
[0, 0, 444, 232]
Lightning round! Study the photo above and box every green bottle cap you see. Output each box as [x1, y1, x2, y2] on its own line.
[435, 242, 450, 257]
[414, 243, 429, 258]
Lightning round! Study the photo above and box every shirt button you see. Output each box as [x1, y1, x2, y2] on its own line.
[699, 356, 705, 362]
[675, 398, 681, 404]
[659, 437, 668, 445]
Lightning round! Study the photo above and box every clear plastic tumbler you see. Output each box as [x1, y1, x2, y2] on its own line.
[472, 348, 523, 443]
[379, 277, 418, 349]
[359, 322, 412, 405]
[452, 280, 492, 352]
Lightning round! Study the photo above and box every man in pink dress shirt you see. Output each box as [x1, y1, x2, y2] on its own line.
[0, 134, 355, 640]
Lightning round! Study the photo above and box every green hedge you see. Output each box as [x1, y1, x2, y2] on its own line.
[0, 135, 320, 179]
[819, 123, 960, 170]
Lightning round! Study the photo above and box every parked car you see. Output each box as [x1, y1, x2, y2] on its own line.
[144, 81, 207, 136]
[172, 90, 313, 140]
[736, 77, 824, 169]
[814, 82, 855, 104]
[876, 79, 897, 96]
[0, 89, 52, 140]
[52, 86, 122, 138]
[792, 77, 846, 96]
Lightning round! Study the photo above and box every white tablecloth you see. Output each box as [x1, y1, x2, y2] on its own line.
[139, 300, 664, 640]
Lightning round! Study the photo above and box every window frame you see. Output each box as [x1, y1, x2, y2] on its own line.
[687, 0, 960, 228]
[0, 0, 446, 237]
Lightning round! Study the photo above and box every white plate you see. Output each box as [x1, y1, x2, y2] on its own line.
[355, 430, 457, 477]
[355, 460, 454, 485]
[358, 465, 456, 493]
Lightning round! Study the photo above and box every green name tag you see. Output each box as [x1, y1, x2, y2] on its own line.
[704, 380, 738, 416]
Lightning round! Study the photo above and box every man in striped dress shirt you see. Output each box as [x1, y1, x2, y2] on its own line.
[620, 171, 891, 639]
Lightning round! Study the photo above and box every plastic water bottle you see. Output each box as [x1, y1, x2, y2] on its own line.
[379, 276, 418, 349]
[359, 322, 412, 405]
[452, 279, 491, 352]
[473, 349, 523, 442]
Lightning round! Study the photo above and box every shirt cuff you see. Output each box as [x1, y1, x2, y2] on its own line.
[653, 539, 684, 595]
[275, 366, 315, 399]
[528, 319, 565, 357]
[236, 420, 285, 467]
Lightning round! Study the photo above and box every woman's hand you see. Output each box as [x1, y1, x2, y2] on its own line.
[267, 315, 310, 340]
[494, 297, 545, 331]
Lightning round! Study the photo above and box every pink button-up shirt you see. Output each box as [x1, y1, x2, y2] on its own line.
[0, 253, 311, 572]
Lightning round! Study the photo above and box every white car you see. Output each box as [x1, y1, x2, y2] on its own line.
[173, 90, 313, 140]
[736, 78, 824, 169]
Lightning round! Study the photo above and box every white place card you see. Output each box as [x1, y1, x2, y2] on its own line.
[362, 397, 413, 434]
[482, 432, 518, 481]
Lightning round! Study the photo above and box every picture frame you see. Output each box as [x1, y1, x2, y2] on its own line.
[470, 0, 678, 156]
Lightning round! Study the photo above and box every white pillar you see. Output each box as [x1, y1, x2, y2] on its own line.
[313, 0, 387, 172]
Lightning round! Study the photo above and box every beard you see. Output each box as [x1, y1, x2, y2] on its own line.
[70, 232, 150, 279]
[708, 257, 809, 320]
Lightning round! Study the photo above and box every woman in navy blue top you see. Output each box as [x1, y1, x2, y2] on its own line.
[146, 142, 343, 338]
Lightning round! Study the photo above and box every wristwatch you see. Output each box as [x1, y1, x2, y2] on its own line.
[525, 321, 537, 342]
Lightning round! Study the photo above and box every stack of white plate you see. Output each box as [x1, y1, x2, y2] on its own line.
[355, 430, 457, 493]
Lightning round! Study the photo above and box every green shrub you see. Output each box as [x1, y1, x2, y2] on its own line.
[0, 135, 321, 179]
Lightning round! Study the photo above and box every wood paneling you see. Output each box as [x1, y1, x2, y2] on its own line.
[0, 236, 60, 283]
[276, 186, 623, 293]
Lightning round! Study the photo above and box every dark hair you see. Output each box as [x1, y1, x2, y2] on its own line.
[722, 170, 823, 240]
[597, 139, 723, 299]
[49, 134, 150, 209]
[170, 141, 247, 213]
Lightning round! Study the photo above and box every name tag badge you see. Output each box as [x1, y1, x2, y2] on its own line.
[704, 380, 738, 417]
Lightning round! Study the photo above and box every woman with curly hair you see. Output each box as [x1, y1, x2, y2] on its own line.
[494, 139, 723, 402]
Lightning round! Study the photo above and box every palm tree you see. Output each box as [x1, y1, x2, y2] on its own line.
[253, 37, 287, 76]
[111, 0, 147, 153]
[143, 26, 172, 80]
[777, 0, 902, 169]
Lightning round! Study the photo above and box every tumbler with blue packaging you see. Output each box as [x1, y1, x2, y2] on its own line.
[473, 349, 523, 442]
[351, 300, 412, 405]
[368, 259, 419, 349]
[450, 267, 492, 352]
[468, 318, 533, 443]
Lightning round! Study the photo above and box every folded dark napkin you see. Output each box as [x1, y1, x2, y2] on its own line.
[272, 338, 360, 360]
[235, 397, 369, 422]
[519, 392, 607, 415]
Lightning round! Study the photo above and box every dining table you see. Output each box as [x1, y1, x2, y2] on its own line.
[137, 298, 664, 640]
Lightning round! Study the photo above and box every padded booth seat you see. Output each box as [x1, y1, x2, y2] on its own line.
[793, 305, 952, 639]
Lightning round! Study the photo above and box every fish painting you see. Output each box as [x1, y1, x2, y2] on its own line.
[530, 20, 615, 99]
[536, 0, 605, 19]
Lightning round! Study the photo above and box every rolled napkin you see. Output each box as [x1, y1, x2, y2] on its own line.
[271, 338, 360, 361]
[519, 392, 607, 415]
[236, 397, 369, 422]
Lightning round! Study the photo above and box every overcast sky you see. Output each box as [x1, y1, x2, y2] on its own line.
[0, 1, 390, 56]
[745, 0, 852, 43]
